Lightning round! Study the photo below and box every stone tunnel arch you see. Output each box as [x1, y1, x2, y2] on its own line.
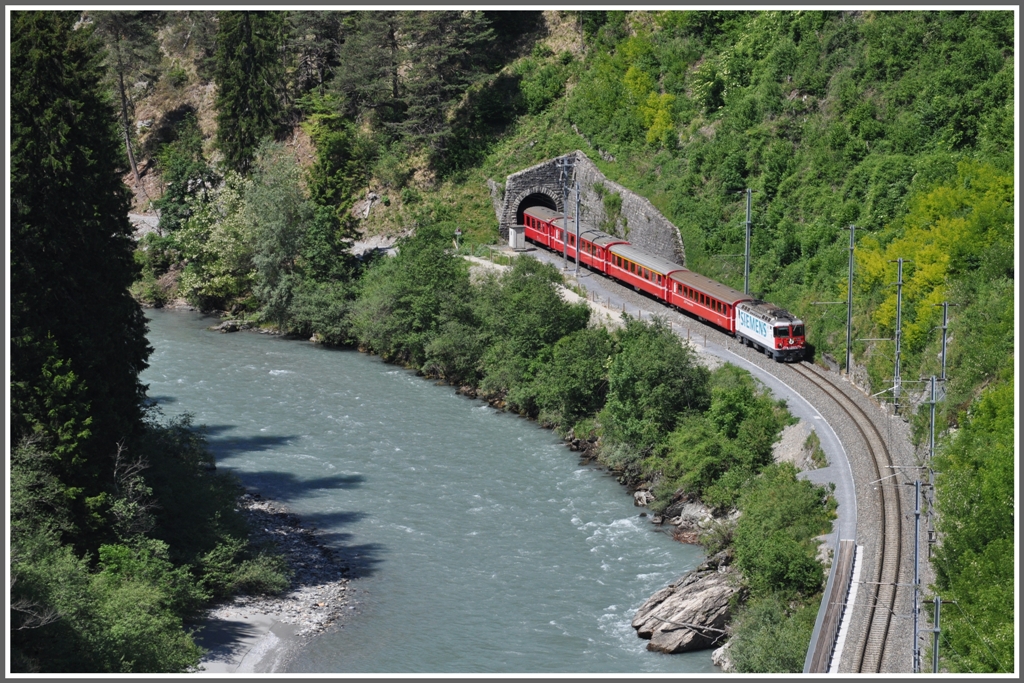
[514, 190, 560, 225]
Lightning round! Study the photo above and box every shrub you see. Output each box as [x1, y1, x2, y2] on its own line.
[729, 593, 818, 673]
[533, 326, 613, 427]
[601, 317, 710, 452]
[733, 463, 835, 596]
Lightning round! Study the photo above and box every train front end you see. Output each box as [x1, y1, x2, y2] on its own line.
[735, 301, 806, 362]
[771, 319, 806, 362]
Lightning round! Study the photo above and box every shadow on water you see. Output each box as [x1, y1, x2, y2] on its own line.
[236, 470, 384, 579]
[202, 429, 302, 458]
[144, 395, 178, 406]
[187, 425, 386, 579]
[238, 470, 367, 500]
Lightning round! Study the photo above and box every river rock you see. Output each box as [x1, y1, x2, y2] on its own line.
[711, 639, 735, 671]
[210, 320, 248, 333]
[633, 490, 654, 507]
[632, 566, 742, 653]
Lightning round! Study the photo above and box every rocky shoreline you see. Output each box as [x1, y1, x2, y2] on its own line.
[193, 491, 354, 671]
[199, 491, 351, 646]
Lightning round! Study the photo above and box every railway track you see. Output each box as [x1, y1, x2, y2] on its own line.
[789, 361, 903, 672]
[521, 244, 908, 670]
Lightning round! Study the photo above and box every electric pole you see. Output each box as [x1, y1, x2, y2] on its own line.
[892, 258, 905, 410]
[574, 180, 581, 275]
[558, 156, 574, 270]
[744, 188, 753, 295]
[846, 225, 856, 375]
[936, 301, 951, 382]
[913, 479, 921, 673]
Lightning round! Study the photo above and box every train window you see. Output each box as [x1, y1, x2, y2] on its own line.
[792, 325, 805, 336]
[773, 327, 788, 338]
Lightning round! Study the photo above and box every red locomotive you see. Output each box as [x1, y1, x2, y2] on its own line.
[521, 206, 805, 362]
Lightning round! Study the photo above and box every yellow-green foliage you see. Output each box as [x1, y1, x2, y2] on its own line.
[856, 161, 1013, 354]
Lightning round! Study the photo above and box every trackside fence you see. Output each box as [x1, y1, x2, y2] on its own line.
[804, 538, 857, 673]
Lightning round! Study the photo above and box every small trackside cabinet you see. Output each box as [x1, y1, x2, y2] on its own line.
[509, 225, 526, 251]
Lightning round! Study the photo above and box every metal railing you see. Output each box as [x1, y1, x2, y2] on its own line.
[804, 538, 857, 673]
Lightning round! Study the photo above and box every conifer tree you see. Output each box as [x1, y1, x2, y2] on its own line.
[332, 11, 402, 121]
[396, 11, 495, 163]
[90, 10, 162, 190]
[214, 10, 285, 175]
[10, 10, 151, 540]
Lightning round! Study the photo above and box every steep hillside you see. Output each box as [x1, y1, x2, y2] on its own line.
[119, 10, 1014, 674]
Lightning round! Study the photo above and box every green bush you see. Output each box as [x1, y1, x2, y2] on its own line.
[231, 553, 292, 595]
[733, 464, 835, 597]
[166, 65, 188, 88]
[474, 256, 591, 409]
[641, 363, 789, 510]
[349, 222, 475, 366]
[533, 326, 613, 427]
[601, 317, 710, 452]
[729, 593, 818, 673]
[931, 379, 1014, 673]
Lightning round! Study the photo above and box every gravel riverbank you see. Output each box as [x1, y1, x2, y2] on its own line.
[192, 491, 352, 672]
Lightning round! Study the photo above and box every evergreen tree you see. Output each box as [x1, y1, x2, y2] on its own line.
[214, 11, 285, 175]
[90, 10, 163, 190]
[395, 11, 496, 164]
[285, 10, 345, 99]
[11, 10, 152, 541]
[331, 10, 403, 121]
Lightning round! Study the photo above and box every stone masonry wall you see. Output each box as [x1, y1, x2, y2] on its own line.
[493, 151, 685, 266]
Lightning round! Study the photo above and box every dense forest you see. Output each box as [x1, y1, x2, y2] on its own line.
[9, 9, 1014, 674]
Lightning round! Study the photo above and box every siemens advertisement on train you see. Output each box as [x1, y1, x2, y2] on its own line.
[737, 307, 770, 343]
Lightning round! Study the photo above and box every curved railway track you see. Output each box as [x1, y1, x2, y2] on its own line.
[520, 243, 907, 669]
[789, 361, 903, 672]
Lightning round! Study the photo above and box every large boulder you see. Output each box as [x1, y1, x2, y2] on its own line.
[632, 563, 742, 653]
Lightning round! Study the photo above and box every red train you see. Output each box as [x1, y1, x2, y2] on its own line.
[521, 206, 806, 362]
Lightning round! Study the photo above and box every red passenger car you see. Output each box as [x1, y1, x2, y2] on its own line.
[607, 243, 687, 300]
[668, 269, 752, 333]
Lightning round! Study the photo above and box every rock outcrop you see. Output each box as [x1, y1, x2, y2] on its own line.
[632, 551, 742, 653]
[711, 639, 735, 671]
[209, 319, 250, 333]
